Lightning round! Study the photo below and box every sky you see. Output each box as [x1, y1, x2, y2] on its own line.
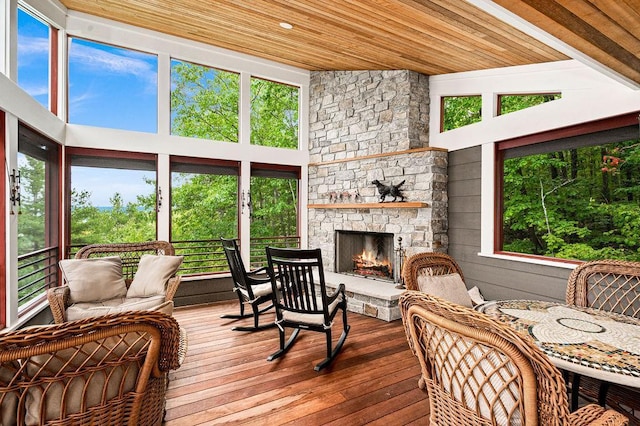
[17, 8, 159, 206]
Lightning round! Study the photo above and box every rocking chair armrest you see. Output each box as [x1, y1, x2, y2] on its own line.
[325, 283, 346, 304]
[47, 286, 71, 323]
[247, 266, 268, 275]
[246, 273, 272, 286]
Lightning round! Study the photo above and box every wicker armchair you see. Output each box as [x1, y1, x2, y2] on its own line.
[48, 241, 182, 323]
[0, 311, 181, 425]
[402, 252, 464, 291]
[400, 290, 629, 426]
[566, 260, 640, 424]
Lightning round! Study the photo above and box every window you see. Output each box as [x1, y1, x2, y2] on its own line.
[249, 164, 300, 267]
[170, 157, 239, 274]
[250, 77, 299, 149]
[17, 7, 51, 110]
[171, 59, 239, 142]
[68, 38, 158, 132]
[17, 124, 59, 312]
[441, 95, 481, 132]
[498, 93, 561, 116]
[498, 114, 640, 262]
[67, 149, 157, 251]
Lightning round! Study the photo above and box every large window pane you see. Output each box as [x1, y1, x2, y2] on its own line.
[250, 166, 299, 266]
[171, 159, 239, 274]
[501, 125, 640, 261]
[69, 154, 157, 248]
[171, 59, 239, 142]
[68, 38, 158, 132]
[250, 77, 299, 149]
[17, 8, 50, 109]
[17, 126, 59, 310]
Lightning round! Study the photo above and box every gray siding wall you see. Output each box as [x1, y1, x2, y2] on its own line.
[448, 146, 572, 302]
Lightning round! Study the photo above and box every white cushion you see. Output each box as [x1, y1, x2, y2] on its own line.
[66, 295, 168, 321]
[59, 256, 127, 303]
[127, 254, 183, 298]
[239, 282, 274, 300]
[468, 286, 486, 305]
[281, 292, 344, 326]
[416, 272, 473, 308]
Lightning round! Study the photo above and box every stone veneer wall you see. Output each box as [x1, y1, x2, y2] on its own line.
[308, 70, 449, 274]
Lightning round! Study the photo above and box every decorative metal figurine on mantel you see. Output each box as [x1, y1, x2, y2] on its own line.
[371, 179, 406, 202]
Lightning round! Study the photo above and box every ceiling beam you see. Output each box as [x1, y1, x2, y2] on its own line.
[467, 0, 640, 89]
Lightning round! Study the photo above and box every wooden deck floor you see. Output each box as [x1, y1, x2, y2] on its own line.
[165, 301, 429, 425]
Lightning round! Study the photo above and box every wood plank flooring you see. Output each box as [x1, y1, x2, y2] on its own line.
[165, 301, 429, 425]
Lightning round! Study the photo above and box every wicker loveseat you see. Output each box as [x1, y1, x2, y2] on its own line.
[0, 311, 181, 425]
[48, 241, 182, 323]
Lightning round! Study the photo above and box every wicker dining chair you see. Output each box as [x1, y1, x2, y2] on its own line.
[220, 238, 277, 332]
[400, 290, 629, 426]
[0, 311, 181, 425]
[565, 260, 640, 424]
[48, 240, 182, 323]
[402, 252, 465, 291]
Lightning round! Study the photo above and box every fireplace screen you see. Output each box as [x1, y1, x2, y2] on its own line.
[335, 231, 394, 280]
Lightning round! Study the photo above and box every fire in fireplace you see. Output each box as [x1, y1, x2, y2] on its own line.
[335, 230, 394, 281]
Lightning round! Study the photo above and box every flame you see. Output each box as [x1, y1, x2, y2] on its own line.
[352, 249, 392, 277]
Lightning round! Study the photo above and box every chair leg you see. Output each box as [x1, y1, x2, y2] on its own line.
[268, 328, 300, 361]
[314, 308, 350, 371]
[231, 302, 276, 332]
[220, 293, 250, 319]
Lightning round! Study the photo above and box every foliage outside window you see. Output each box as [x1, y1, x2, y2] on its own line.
[68, 38, 158, 132]
[441, 95, 482, 132]
[501, 132, 640, 261]
[250, 166, 299, 266]
[171, 159, 239, 274]
[499, 93, 561, 116]
[250, 77, 299, 149]
[171, 59, 239, 142]
[69, 153, 157, 249]
[17, 126, 59, 310]
[17, 7, 50, 109]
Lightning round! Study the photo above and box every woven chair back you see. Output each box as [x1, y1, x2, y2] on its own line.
[401, 291, 574, 426]
[566, 260, 640, 318]
[402, 252, 464, 291]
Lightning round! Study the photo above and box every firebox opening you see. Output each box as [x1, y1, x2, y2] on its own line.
[335, 230, 394, 281]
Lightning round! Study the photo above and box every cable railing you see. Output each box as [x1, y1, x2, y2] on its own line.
[18, 246, 59, 310]
[66, 236, 300, 277]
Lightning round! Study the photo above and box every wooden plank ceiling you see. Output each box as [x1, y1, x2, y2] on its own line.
[59, 0, 640, 85]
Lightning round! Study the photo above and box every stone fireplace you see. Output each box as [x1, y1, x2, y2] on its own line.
[307, 70, 448, 321]
[335, 230, 395, 281]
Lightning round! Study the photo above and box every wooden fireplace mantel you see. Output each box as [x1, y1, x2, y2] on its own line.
[307, 202, 428, 209]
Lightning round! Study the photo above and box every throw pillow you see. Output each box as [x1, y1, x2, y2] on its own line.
[59, 257, 127, 303]
[416, 272, 473, 308]
[127, 254, 183, 298]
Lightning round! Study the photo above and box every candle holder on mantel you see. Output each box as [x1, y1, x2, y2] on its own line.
[394, 236, 406, 289]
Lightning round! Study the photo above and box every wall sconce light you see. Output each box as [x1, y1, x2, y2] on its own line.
[9, 168, 21, 215]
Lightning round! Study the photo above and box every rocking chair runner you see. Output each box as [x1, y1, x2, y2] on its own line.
[220, 238, 276, 332]
[265, 246, 350, 371]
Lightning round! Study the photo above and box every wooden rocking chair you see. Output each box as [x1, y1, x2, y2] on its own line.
[265, 246, 350, 371]
[220, 238, 276, 332]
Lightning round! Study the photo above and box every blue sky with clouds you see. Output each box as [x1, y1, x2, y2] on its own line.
[18, 9, 158, 206]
